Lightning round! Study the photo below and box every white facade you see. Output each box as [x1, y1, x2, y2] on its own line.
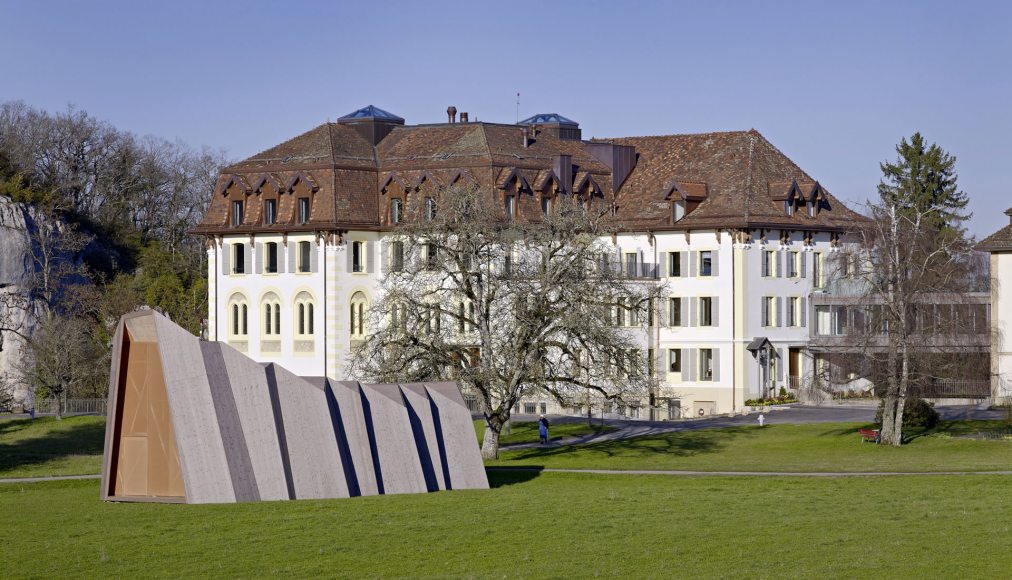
[992, 252, 1012, 401]
[208, 227, 846, 419]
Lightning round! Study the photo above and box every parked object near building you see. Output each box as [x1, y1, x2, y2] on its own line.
[979, 208, 1012, 403]
[100, 309, 487, 504]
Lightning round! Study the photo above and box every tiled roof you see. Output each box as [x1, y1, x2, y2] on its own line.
[977, 209, 1012, 251]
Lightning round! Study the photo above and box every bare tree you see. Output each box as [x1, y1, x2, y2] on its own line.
[350, 186, 663, 458]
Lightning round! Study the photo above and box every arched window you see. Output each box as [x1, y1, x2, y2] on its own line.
[228, 293, 249, 337]
[350, 292, 368, 339]
[425, 197, 437, 221]
[261, 292, 281, 336]
[294, 291, 315, 337]
[391, 198, 403, 224]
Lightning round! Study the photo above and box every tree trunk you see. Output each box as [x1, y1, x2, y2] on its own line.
[481, 414, 504, 459]
[56, 392, 63, 421]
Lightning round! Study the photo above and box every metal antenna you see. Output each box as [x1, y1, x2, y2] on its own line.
[516, 92, 520, 124]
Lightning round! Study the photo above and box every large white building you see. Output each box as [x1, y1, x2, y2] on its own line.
[980, 208, 1012, 403]
[194, 106, 868, 419]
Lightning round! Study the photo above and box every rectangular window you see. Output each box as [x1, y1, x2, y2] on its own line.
[298, 241, 311, 273]
[505, 195, 515, 220]
[615, 298, 626, 327]
[625, 253, 637, 277]
[391, 241, 404, 272]
[763, 296, 775, 327]
[352, 241, 365, 273]
[668, 252, 681, 277]
[700, 348, 713, 381]
[524, 402, 537, 414]
[668, 349, 681, 373]
[699, 297, 713, 327]
[789, 297, 800, 327]
[298, 197, 310, 224]
[669, 297, 681, 327]
[763, 250, 775, 277]
[699, 251, 712, 276]
[232, 200, 244, 227]
[263, 199, 277, 225]
[233, 243, 245, 274]
[541, 196, 551, 217]
[787, 252, 799, 277]
[813, 253, 824, 289]
[424, 243, 437, 270]
[672, 200, 685, 222]
[265, 242, 278, 273]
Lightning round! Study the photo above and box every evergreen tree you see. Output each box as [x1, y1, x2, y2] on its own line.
[878, 132, 970, 230]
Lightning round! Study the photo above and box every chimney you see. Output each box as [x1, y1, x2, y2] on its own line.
[447, 106, 457, 124]
[553, 154, 573, 195]
[1006, 208, 1012, 225]
[522, 127, 529, 148]
[460, 112, 469, 123]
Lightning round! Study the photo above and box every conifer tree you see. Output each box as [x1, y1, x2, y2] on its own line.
[877, 132, 970, 230]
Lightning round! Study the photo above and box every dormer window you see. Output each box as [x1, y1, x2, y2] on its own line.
[672, 200, 685, 222]
[391, 198, 403, 224]
[298, 197, 310, 224]
[425, 197, 437, 221]
[263, 199, 277, 225]
[232, 200, 244, 226]
[541, 196, 551, 217]
[784, 199, 794, 216]
[807, 200, 815, 217]
[505, 195, 515, 220]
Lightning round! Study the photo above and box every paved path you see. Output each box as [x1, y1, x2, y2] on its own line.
[501, 404, 1003, 450]
[0, 474, 101, 484]
[489, 467, 1012, 477]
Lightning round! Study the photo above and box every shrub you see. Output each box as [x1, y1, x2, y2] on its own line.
[875, 397, 940, 429]
[778, 386, 788, 398]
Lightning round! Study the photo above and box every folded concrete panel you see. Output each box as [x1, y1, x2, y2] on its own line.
[152, 314, 236, 504]
[425, 382, 489, 490]
[215, 344, 289, 501]
[269, 364, 350, 500]
[329, 381, 380, 497]
[359, 384, 428, 495]
[399, 383, 446, 491]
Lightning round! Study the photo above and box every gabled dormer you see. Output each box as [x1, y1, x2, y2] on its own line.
[662, 180, 708, 223]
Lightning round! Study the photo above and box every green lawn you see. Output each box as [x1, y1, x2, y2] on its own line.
[474, 419, 614, 446]
[2, 473, 1011, 578]
[489, 420, 1012, 473]
[0, 416, 106, 479]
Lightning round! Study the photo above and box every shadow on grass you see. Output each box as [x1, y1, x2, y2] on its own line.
[497, 426, 761, 465]
[486, 466, 543, 488]
[0, 418, 106, 475]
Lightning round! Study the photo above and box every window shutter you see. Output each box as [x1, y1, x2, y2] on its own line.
[379, 240, 388, 273]
[679, 251, 688, 277]
[660, 252, 668, 277]
[255, 243, 263, 274]
[680, 297, 688, 328]
[761, 251, 768, 277]
[800, 252, 807, 278]
[614, 246, 622, 273]
[222, 244, 230, 275]
[287, 242, 296, 273]
[655, 349, 666, 376]
[787, 298, 795, 327]
[367, 241, 375, 273]
[711, 297, 719, 327]
[310, 241, 319, 273]
[688, 251, 697, 278]
[712, 349, 720, 382]
[776, 297, 783, 327]
[244, 244, 252, 274]
[278, 243, 286, 273]
[801, 297, 808, 327]
[346, 242, 354, 273]
[711, 252, 719, 277]
[660, 297, 669, 327]
[684, 348, 695, 381]
[689, 298, 698, 327]
[761, 297, 768, 327]
[776, 252, 783, 278]
[778, 348, 786, 382]
[638, 249, 644, 277]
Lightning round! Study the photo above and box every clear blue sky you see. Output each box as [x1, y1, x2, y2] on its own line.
[4, 0, 1010, 238]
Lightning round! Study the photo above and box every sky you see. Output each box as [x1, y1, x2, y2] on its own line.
[3, 0, 1010, 239]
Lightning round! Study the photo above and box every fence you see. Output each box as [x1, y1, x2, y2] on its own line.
[30, 398, 107, 415]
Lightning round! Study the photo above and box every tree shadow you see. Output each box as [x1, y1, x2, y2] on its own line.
[485, 466, 543, 488]
[0, 418, 106, 475]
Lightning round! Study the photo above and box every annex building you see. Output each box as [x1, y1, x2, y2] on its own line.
[193, 105, 870, 419]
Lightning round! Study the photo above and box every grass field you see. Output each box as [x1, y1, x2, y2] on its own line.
[3, 472, 1011, 578]
[474, 419, 614, 446]
[489, 420, 1012, 472]
[0, 416, 105, 479]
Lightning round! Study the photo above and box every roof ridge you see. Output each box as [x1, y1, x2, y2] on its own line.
[600, 129, 754, 141]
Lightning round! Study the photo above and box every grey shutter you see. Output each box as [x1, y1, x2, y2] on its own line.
[776, 252, 783, 278]
[346, 242, 354, 273]
[660, 297, 668, 327]
[679, 251, 687, 277]
[310, 241, 319, 273]
[800, 252, 807, 278]
[711, 252, 719, 277]
[379, 240, 388, 273]
[683, 348, 692, 381]
[776, 297, 783, 327]
[688, 251, 697, 278]
[367, 241, 375, 273]
[787, 298, 795, 327]
[660, 252, 668, 277]
[615, 246, 622, 274]
[712, 348, 721, 382]
[689, 297, 698, 327]
[801, 297, 808, 327]
[679, 297, 688, 328]
[761, 297, 768, 327]
[761, 251, 768, 277]
[777, 348, 786, 382]
[278, 243, 286, 273]
[222, 244, 230, 275]
[287, 242, 296, 273]
[711, 297, 719, 327]
[244, 244, 252, 274]
[638, 249, 645, 277]
[255, 243, 263, 274]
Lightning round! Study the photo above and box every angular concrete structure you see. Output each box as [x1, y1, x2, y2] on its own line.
[101, 310, 488, 504]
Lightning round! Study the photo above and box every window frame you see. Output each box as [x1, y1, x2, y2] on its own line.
[297, 197, 310, 224]
[298, 241, 312, 273]
[699, 296, 713, 327]
[699, 250, 713, 277]
[263, 199, 277, 226]
[232, 200, 244, 226]
[264, 242, 279, 274]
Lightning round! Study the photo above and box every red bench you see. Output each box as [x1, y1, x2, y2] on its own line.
[859, 428, 880, 443]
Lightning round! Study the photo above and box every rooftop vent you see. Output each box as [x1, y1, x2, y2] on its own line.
[517, 113, 581, 140]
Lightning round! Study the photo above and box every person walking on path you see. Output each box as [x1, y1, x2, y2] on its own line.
[539, 414, 550, 445]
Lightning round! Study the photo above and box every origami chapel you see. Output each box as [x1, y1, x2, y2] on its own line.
[100, 310, 488, 503]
